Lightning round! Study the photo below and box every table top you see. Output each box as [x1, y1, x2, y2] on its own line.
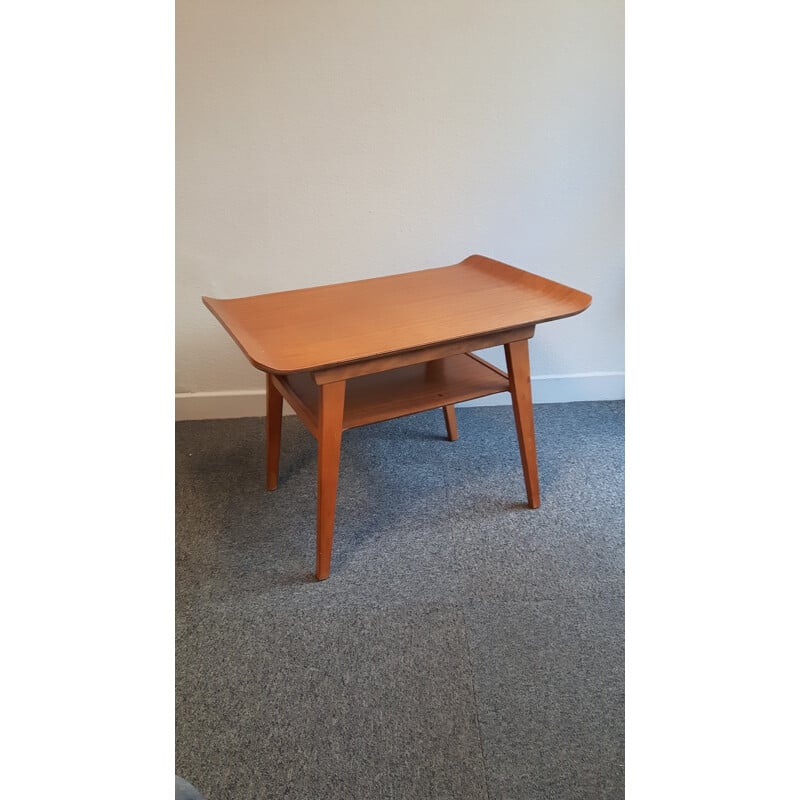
[203, 254, 591, 374]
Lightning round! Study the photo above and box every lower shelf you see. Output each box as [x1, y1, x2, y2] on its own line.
[276, 353, 509, 434]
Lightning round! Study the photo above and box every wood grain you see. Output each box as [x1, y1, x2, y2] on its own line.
[311, 326, 530, 385]
[442, 405, 458, 441]
[271, 374, 319, 439]
[505, 339, 541, 509]
[203, 255, 591, 374]
[266, 373, 283, 490]
[315, 380, 346, 581]
[277, 353, 508, 432]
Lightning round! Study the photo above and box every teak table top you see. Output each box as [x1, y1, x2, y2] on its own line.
[202, 255, 591, 375]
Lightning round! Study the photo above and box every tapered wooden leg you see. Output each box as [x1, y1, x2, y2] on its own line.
[266, 374, 283, 491]
[442, 404, 458, 441]
[504, 339, 541, 509]
[316, 380, 346, 580]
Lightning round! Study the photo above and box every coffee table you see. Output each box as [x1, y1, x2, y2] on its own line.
[203, 254, 591, 579]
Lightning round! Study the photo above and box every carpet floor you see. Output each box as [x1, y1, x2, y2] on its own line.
[176, 401, 624, 799]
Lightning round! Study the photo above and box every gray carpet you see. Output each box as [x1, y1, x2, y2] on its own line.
[176, 401, 624, 800]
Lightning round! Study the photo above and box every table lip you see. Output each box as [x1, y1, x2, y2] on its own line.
[202, 255, 592, 375]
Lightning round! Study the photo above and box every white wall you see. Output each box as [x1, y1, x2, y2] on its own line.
[176, 0, 623, 419]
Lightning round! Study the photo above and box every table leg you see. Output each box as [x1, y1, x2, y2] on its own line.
[266, 374, 283, 491]
[316, 379, 346, 580]
[504, 339, 541, 509]
[442, 404, 458, 441]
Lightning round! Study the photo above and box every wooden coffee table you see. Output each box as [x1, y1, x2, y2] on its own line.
[203, 254, 591, 579]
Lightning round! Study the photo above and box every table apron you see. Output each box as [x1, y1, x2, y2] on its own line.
[311, 325, 535, 385]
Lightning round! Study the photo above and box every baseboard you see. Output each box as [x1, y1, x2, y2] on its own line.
[175, 389, 268, 421]
[176, 372, 624, 421]
[460, 371, 625, 407]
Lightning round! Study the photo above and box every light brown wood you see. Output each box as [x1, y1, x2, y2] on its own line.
[465, 349, 513, 380]
[203, 255, 591, 375]
[271, 372, 319, 439]
[442, 404, 458, 441]
[505, 339, 541, 509]
[202, 255, 591, 579]
[424, 360, 459, 441]
[266, 374, 283, 490]
[277, 353, 508, 432]
[312, 326, 531, 385]
[316, 380, 346, 580]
